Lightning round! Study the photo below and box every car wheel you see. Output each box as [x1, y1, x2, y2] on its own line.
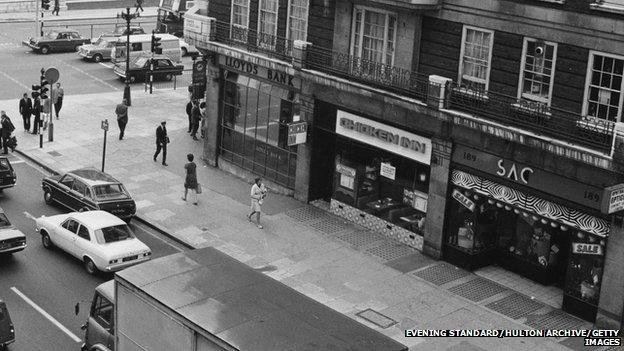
[165, 73, 173, 81]
[40, 45, 50, 54]
[41, 231, 53, 249]
[181, 47, 188, 56]
[84, 258, 98, 275]
[93, 54, 103, 63]
[43, 189, 53, 205]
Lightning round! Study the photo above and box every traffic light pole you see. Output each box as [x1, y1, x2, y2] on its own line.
[35, 0, 39, 37]
[39, 68, 44, 148]
[117, 7, 137, 106]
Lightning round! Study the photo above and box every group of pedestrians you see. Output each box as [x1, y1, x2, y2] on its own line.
[18, 83, 64, 135]
[185, 98, 205, 141]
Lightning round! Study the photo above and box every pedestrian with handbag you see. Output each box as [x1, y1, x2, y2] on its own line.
[182, 153, 199, 205]
[247, 177, 267, 229]
[154, 121, 168, 166]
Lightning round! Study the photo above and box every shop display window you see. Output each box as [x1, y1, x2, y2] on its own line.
[565, 232, 606, 306]
[332, 137, 430, 235]
[446, 188, 497, 254]
[220, 71, 298, 188]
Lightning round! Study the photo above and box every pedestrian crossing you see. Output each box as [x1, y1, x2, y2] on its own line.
[0, 42, 21, 48]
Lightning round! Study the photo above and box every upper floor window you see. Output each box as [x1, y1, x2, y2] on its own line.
[458, 26, 494, 92]
[287, 0, 309, 42]
[231, 0, 250, 42]
[350, 6, 397, 65]
[583, 51, 624, 122]
[518, 38, 557, 105]
[258, 0, 279, 49]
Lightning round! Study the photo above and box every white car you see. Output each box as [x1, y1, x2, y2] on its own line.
[35, 211, 151, 274]
[0, 209, 26, 255]
[179, 38, 199, 56]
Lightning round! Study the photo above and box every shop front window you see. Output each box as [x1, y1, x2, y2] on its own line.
[332, 138, 429, 235]
[220, 72, 298, 188]
[565, 233, 605, 306]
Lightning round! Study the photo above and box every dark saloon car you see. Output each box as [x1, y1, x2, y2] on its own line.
[0, 158, 16, 191]
[42, 168, 136, 222]
[23, 29, 91, 54]
[113, 54, 184, 83]
[0, 301, 14, 350]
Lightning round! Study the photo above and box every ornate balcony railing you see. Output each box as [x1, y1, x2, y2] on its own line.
[446, 82, 616, 153]
[304, 45, 430, 101]
[212, 21, 294, 61]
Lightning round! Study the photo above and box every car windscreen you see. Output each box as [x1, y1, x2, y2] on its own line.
[0, 159, 11, 171]
[92, 184, 129, 200]
[94, 224, 135, 244]
[46, 31, 59, 39]
[0, 213, 12, 228]
[134, 57, 149, 68]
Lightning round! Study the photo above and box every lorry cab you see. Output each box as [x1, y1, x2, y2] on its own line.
[110, 33, 181, 66]
[81, 281, 114, 351]
[0, 300, 15, 349]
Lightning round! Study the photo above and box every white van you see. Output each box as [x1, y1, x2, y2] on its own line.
[110, 33, 181, 66]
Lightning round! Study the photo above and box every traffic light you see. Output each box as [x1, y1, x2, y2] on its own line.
[41, 0, 50, 10]
[31, 84, 40, 99]
[151, 31, 162, 54]
[40, 79, 49, 99]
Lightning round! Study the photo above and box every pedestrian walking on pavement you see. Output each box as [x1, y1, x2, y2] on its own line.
[190, 100, 200, 141]
[154, 121, 168, 166]
[115, 98, 128, 140]
[19, 93, 32, 132]
[32, 94, 41, 135]
[52, 0, 60, 15]
[199, 100, 206, 139]
[41, 95, 51, 131]
[52, 83, 64, 119]
[247, 177, 267, 229]
[0, 112, 15, 155]
[135, 0, 144, 13]
[182, 153, 199, 205]
[185, 98, 193, 133]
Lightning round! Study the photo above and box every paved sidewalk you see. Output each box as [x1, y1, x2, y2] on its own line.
[0, 6, 157, 22]
[0, 89, 600, 351]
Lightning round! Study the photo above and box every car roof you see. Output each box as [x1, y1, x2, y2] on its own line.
[67, 167, 121, 186]
[133, 53, 172, 61]
[70, 211, 126, 231]
[117, 33, 179, 42]
[47, 28, 80, 33]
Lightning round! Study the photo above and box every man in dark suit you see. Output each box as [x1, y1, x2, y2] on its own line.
[19, 93, 32, 131]
[154, 121, 168, 166]
[0, 112, 15, 154]
[32, 94, 41, 135]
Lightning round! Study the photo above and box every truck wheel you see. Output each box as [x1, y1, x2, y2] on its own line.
[42, 231, 53, 249]
[93, 54, 103, 63]
[40, 45, 50, 54]
[181, 47, 188, 56]
[44, 189, 54, 205]
[84, 258, 98, 275]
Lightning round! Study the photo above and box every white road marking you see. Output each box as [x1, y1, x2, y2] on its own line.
[51, 57, 119, 91]
[23, 211, 36, 221]
[98, 62, 113, 69]
[10, 159, 25, 164]
[10, 287, 82, 343]
[0, 69, 30, 90]
[132, 221, 184, 253]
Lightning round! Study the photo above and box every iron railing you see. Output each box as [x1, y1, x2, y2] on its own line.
[304, 45, 430, 101]
[446, 82, 615, 153]
[211, 21, 294, 62]
[143, 68, 193, 92]
[42, 21, 156, 40]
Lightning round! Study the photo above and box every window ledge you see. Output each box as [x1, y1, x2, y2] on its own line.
[452, 86, 489, 102]
[577, 116, 616, 134]
[537, 0, 565, 3]
[511, 102, 552, 117]
[590, 2, 624, 15]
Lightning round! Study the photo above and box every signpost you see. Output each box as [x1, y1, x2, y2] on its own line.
[287, 121, 307, 146]
[101, 119, 109, 172]
[44, 67, 59, 142]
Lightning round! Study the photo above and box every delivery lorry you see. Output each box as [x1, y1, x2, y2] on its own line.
[79, 246, 406, 351]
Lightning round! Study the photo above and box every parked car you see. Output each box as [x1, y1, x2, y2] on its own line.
[22, 29, 91, 54]
[0, 157, 16, 191]
[0, 208, 26, 255]
[41, 167, 136, 222]
[0, 300, 15, 349]
[78, 35, 118, 62]
[179, 38, 199, 56]
[103, 25, 145, 37]
[35, 211, 151, 274]
[113, 54, 184, 83]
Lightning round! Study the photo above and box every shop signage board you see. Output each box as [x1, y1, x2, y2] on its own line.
[572, 243, 604, 255]
[335, 110, 432, 165]
[287, 122, 307, 146]
[452, 145, 605, 211]
[602, 183, 624, 214]
[335, 164, 356, 177]
[380, 162, 396, 180]
[219, 55, 301, 90]
[452, 189, 475, 212]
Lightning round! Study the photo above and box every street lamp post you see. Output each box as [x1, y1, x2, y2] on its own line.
[117, 7, 138, 106]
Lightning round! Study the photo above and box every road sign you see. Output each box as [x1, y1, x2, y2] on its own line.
[44, 67, 59, 84]
[101, 119, 109, 131]
[192, 60, 207, 85]
[287, 121, 307, 146]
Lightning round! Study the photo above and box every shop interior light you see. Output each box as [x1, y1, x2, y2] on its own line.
[473, 194, 479, 200]
[523, 212, 529, 217]
[541, 218, 548, 224]
[550, 221, 558, 228]
[419, 173, 427, 182]
[532, 215, 539, 221]
[560, 225, 568, 231]
[513, 208, 520, 214]
[504, 205, 511, 211]
[496, 202, 503, 208]
[488, 199, 495, 205]
[589, 236, 595, 243]
[464, 190, 471, 197]
[600, 240, 605, 246]
[577, 232, 585, 239]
